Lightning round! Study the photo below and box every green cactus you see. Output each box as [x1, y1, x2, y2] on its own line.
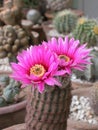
[73, 18, 98, 47]
[74, 48, 98, 82]
[0, 77, 21, 107]
[0, 75, 10, 87]
[3, 80, 20, 103]
[53, 10, 78, 34]
[0, 96, 7, 107]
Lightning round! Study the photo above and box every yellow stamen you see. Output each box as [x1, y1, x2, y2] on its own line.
[93, 26, 98, 35]
[30, 64, 46, 77]
[59, 55, 70, 62]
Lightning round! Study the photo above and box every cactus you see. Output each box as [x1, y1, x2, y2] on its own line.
[0, 75, 10, 87]
[74, 48, 98, 82]
[73, 18, 98, 47]
[0, 77, 21, 107]
[53, 10, 78, 34]
[3, 81, 20, 103]
[26, 9, 42, 24]
[90, 82, 98, 116]
[0, 96, 7, 107]
[46, 0, 72, 12]
[0, 25, 29, 59]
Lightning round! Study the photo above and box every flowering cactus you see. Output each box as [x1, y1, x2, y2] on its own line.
[11, 36, 91, 130]
[11, 36, 91, 93]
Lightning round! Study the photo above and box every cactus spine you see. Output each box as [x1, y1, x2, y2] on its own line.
[73, 18, 98, 47]
[53, 10, 78, 34]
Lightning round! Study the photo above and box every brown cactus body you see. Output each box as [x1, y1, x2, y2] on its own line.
[25, 77, 71, 130]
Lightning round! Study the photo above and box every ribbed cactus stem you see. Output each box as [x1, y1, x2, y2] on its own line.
[73, 18, 98, 47]
[25, 76, 72, 130]
[53, 10, 78, 34]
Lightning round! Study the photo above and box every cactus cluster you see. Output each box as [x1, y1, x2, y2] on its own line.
[0, 76, 21, 107]
[0, 25, 29, 59]
[0, 0, 24, 25]
[53, 10, 78, 34]
[90, 82, 98, 116]
[72, 17, 98, 47]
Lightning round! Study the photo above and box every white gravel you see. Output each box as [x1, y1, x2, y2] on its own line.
[69, 95, 98, 124]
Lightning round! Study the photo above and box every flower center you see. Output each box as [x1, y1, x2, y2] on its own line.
[93, 26, 98, 35]
[59, 55, 70, 62]
[30, 64, 46, 77]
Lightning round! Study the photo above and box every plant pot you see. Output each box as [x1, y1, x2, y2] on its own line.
[68, 87, 98, 130]
[71, 80, 93, 90]
[0, 100, 26, 129]
[45, 9, 84, 20]
[42, 20, 65, 41]
[25, 77, 72, 130]
[3, 123, 76, 130]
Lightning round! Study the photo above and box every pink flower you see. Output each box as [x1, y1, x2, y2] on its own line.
[11, 45, 65, 93]
[43, 36, 91, 74]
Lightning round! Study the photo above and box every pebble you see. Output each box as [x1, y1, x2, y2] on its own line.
[69, 95, 98, 124]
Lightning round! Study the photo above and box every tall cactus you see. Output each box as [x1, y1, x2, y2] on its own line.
[73, 17, 98, 47]
[53, 10, 78, 34]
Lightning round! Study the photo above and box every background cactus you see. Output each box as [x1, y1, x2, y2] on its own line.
[3, 79, 20, 103]
[90, 82, 98, 116]
[0, 76, 21, 107]
[72, 18, 98, 47]
[26, 9, 42, 24]
[46, 0, 72, 12]
[73, 48, 98, 82]
[0, 25, 29, 59]
[53, 10, 78, 34]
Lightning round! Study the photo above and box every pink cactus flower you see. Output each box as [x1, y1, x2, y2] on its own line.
[43, 36, 91, 74]
[11, 45, 65, 93]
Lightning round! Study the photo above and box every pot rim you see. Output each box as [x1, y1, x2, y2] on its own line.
[0, 100, 26, 115]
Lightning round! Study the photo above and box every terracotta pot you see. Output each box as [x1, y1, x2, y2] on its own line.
[0, 100, 26, 129]
[42, 20, 54, 41]
[71, 80, 93, 90]
[3, 123, 76, 130]
[45, 9, 84, 20]
[68, 87, 98, 130]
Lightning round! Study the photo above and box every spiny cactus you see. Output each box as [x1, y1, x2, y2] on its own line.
[0, 76, 21, 107]
[3, 80, 20, 103]
[90, 82, 98, 116]
[73, 18, 98, 47]
[0, 25, 29, 59]
[53, 10, 78, 34]
[0, 75, 10, 87]
[0, 96, 7, 107]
